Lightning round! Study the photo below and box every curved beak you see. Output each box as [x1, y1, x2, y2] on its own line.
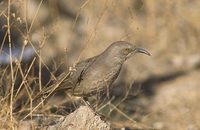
[134, 47, 151, 56]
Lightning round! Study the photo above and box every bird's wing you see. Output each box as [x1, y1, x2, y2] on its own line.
[59, 55, 99, 89]
[33, 55, 98, 101]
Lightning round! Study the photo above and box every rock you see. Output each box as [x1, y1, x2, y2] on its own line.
[46, 106, 111, 130]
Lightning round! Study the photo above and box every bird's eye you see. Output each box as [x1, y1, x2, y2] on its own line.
[122, 48, 131, 55]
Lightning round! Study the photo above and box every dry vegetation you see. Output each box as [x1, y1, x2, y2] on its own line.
[0, 0, 200, 129]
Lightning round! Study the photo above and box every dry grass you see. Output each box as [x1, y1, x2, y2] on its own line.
[0, 0, 199, 129]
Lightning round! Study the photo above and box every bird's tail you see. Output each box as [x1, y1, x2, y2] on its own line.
[32, 72, 72, 105]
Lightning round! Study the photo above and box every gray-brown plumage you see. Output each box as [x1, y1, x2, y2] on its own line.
[36, 41, 150, 99]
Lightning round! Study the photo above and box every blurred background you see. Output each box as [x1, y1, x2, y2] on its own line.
[0, 0, 200, 129]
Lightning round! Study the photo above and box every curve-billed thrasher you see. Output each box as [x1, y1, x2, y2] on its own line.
[38, 41, 150, 99]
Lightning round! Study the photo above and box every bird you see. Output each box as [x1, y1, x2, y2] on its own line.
[36, 41, 150, 100]
[18, 41, 150, 120]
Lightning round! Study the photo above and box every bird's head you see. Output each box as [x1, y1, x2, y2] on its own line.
[103, 41, 151, 63]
